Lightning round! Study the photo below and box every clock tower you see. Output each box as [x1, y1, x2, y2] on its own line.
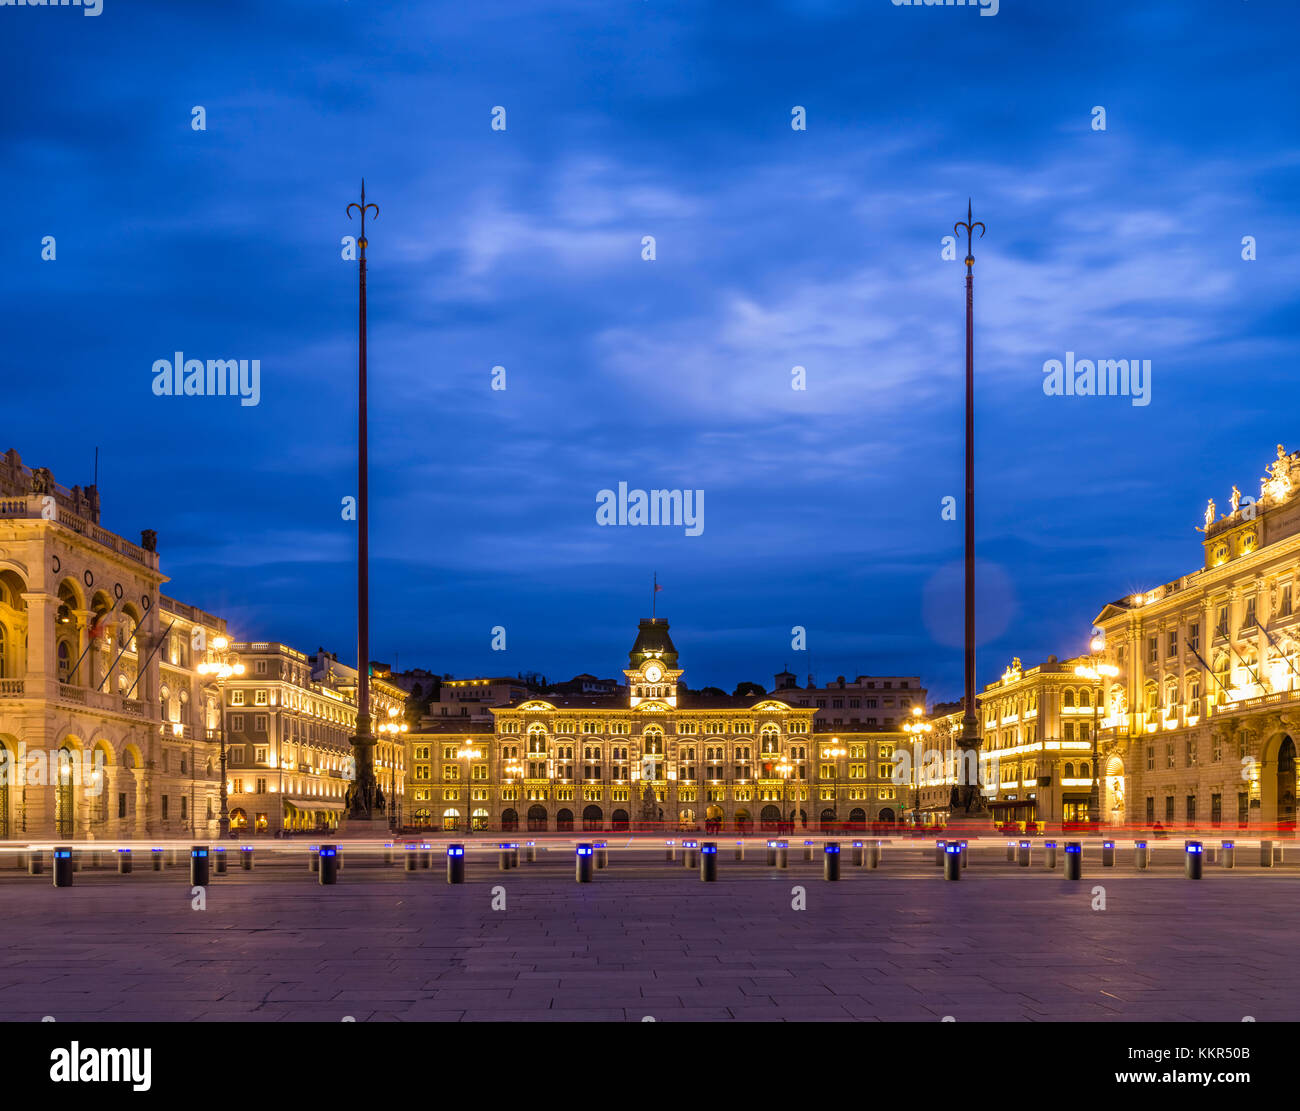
[625, 617, 682, 707]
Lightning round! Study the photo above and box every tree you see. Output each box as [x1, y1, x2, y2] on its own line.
[698, 686, 727, 697]
[733, 681, 766, 699]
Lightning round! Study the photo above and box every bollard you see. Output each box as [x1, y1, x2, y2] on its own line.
[776, 839, 789, 869]
[213, 846, 227, 875]
[190, 845, 211, 886]
[1185, 840, 1203, 880]
[1064, 841, 1082, 880]
[1018, 840, 1031, 867]
[308, 845, 319, 873]
[28, 851, 43, 876]
[575, 842, 594, 883]
[936, 839, 948, 867]
[734, 840, 744, 862]
[53, 846, 74, 888]
[117, 848, 132, 874]
[1006, 841, 1016, 863]
[72, 851, 81, 873]
[943, 841, 961, 881]
[1044, 841, 1057, 869]
[803, 840, 815, 862]
[1221, 840, 1235, 869]
[1275, 844, 1284, 865]
[383, 842, 394, 867]
[240, 845, 254, 871]
[318, 844, 339, 885]
[823, 841, 841, 881]
[14, 851, 25, 871]
[766, 839, 777, 866]
[851, 840, 864, 867]
[404, 844, 419, 872]
[866, 839, 881, 869]
[1102, 839, 1115, 867]
[524, 841, 537, 864]
[1261, 840, 1275, 868]
[90, 850, 102, 870]
[700, 841, 718, 882]
[420, 843, 432, 870]
[152, 848, 164, 872]
[499, 843, 514, 871]
[683, 839, 699, 868]
[167, 847, 179, 868]
[1134, 840, 1149, 870]
[446, 843, 466, 884]
[665, 840, 676, 862]
[509, 843, 520, 868]
[595, 840, 608, 869]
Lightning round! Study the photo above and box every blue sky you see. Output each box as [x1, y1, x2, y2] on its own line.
[3, 0, 1298, 701]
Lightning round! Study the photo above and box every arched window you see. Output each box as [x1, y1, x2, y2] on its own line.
[760, 727, 780, 754]
[1063, 762, 1074, 778]
[1063, 689, 1076, 708]
[0, 623, 6, 679]
[1213, 653, 1231, 699]
[1079, 689, 1091, 708]
[57, 640, 71, 683]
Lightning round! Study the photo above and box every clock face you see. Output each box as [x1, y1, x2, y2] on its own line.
[644, 663, 663, 683]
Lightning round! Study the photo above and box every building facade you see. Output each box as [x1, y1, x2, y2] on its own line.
[1093, 443, 1300, 833]
[405, 618, 909, 833]
[0, 451, 228, 840]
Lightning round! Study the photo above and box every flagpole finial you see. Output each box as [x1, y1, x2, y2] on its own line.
[954, 199, 985, 270]
[347, 180, 379, 248]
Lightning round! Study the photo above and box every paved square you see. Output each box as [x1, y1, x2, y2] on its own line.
[0, 847, 1295, 1021]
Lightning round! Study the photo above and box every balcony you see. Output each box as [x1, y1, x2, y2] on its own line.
[0, 494, 159, 570]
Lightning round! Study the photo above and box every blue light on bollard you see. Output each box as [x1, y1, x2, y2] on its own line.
[1102, 839, 1115, 867]
[576, 842, 594, 883]
[1221, 840, 1235, 869]
[53, 847, 74, 887]
[803, 839, 815, 862]
[1017, 839, 1030, 867]
[766, 839, 777, 866]
[498, 842, 514, 871]
[1185, 840, 1203, 880]
[1044, 840, 1057, 869]
[1064, 841, 1082, 880]
[1135, 839, 1150, 869]
[190, 845, 210, 886]
[595, 840, 608, 869]
[151, 847, 164, 872]
[318, 844, 339, 885]
[943, 841, 961, 881]
[851, 840, 864, 866]
[936, 839, 947, 867]
[213, 846, 227, 875]
[447, 843, 466, 884]
[665, 839, 676, 862]
[823, 841, 841, 881]
[683, 839, 699, 867]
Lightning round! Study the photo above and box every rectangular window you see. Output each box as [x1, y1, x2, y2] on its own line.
[1145, 797, 1154, 823]
[1166, 741, 1175, 769]
[161, 796, 169, 820]
[1211, 793, 1222, 825]
[1167, 630, 1177, 657]
[1216, 605, 1229, 637]
[256, 778, 266, 794]
[1238, 792, 1249, 825]
[1164, 796, 1175, 822]
[1147, 636, 1158, 664]
[254, 690, 269, 706]
[230, 690, 245, 706]
[1146, 744, 1154, 771]
[1189, 623, 1200, 652]
[1186, 795, 1196, 822]
[1282, 584, 1293, 617]
[1244, 596, 1257, 629]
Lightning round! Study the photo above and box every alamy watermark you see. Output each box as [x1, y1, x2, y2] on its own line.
[152, 352, 261, 407]
[1042, 352, 1151, 407]
[596, 483, 704, 536]
[1, 0, 102, 16]
[891, 0, 998, 16]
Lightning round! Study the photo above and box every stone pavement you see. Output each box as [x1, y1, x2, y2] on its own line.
[0, 853, 1295, 1021]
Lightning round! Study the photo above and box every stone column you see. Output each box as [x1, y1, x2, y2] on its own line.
[72, 609, 93, 687]
[20, 592, 56, 700]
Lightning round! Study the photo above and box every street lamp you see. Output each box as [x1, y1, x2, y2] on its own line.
[821, 739, 845, 833]
[197, 635, 245, 839]
[1075, 634, 1121, 827]
[902, 707, 933, 827]
[776, 757, 793, 834]
[457, 744, 478, 834]
[377, 706, 408, 830]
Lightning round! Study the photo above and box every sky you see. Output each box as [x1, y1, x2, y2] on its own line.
[3, 0, 1299, 703]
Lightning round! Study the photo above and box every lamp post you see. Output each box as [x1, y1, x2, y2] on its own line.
[457, 744, 478, 835]
[377, 706, 408, 830]
[1075, 635, 1120, 827]
[821, 738, 845, 832]
[197, 636, 245, 839]
[776, 757, 792, 835]
[902, 707, 934, 827]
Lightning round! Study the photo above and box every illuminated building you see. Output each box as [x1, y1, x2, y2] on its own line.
[405, 617, 910, 833]
[1093, 444, 1300, 831]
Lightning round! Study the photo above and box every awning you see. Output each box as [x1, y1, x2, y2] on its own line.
[284, 798, 346, 812]
[988, 799, 1036, 809]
